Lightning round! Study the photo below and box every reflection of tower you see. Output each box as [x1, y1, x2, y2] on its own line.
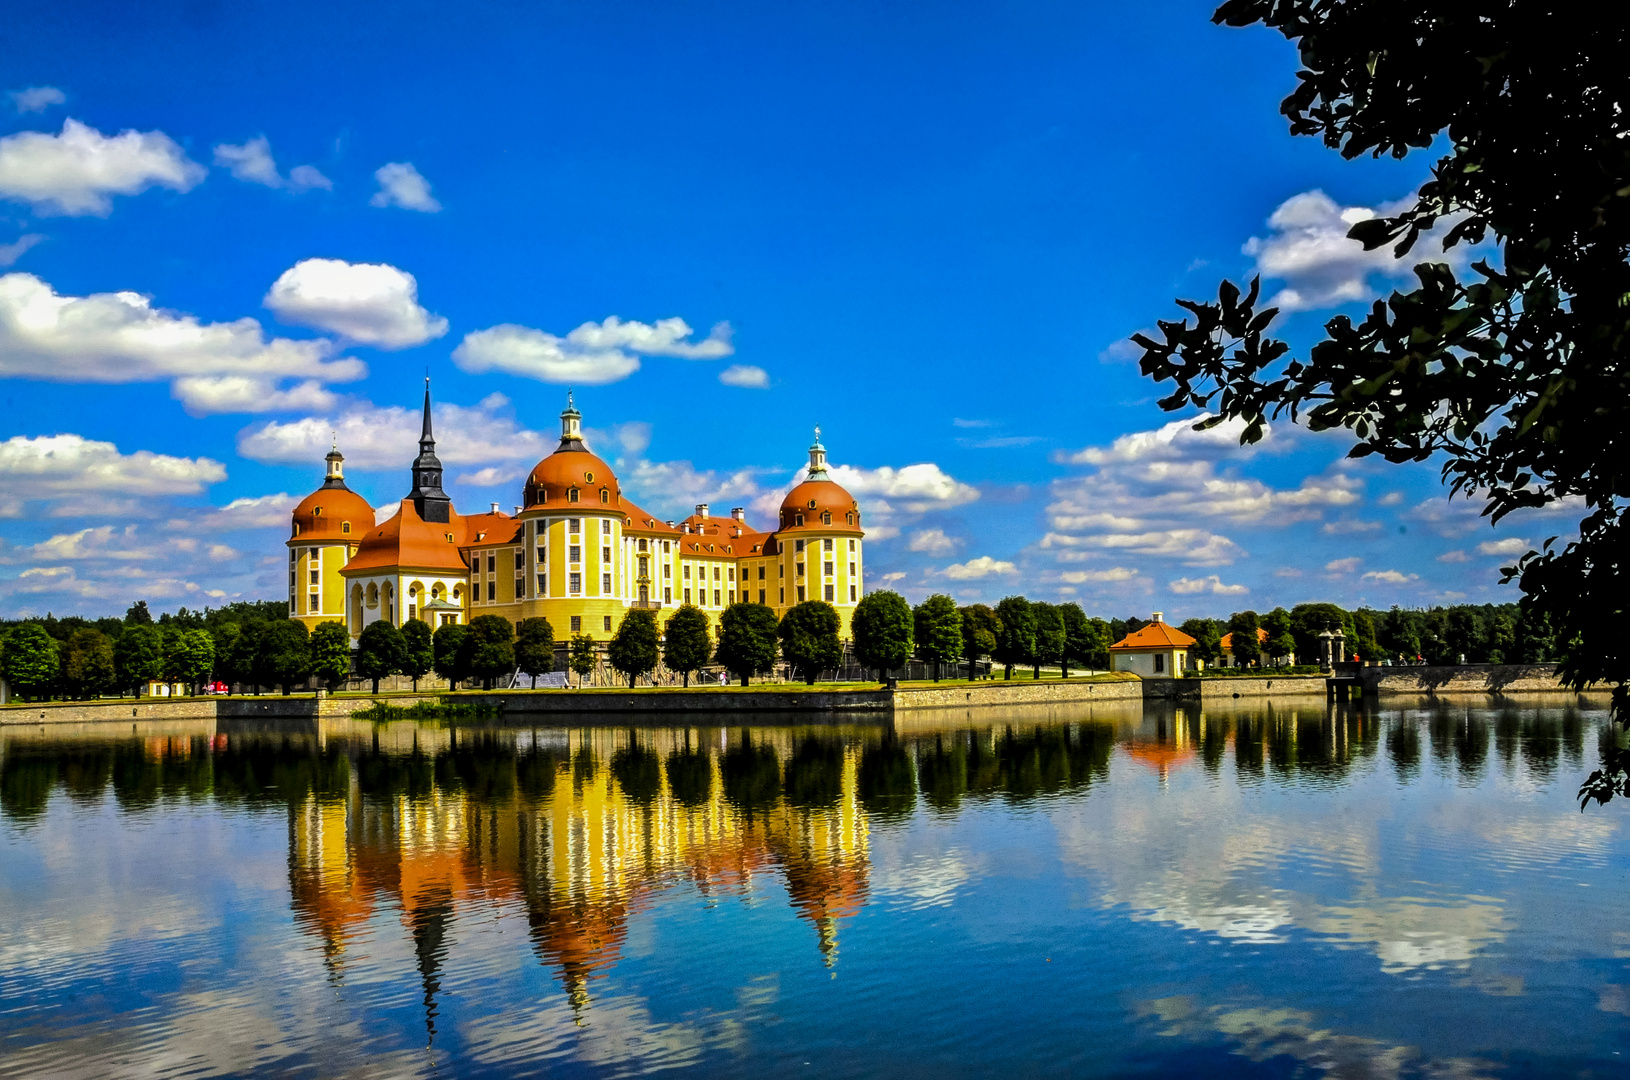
[287, 789, 371, 980]
[764, 743, 871, 968]
[409, 886, 454, 1044]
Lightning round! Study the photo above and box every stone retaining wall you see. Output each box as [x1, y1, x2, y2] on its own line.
[892, 678, 1142, 710]
[1359, 664, 1583, 695]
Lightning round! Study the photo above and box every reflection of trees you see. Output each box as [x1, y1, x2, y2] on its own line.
[1388, 720, 1421, 781]
[908, 724, 1113, 811]
[722, 732, 780, 814]
[666, 743, 711, 807]
[610, 737, 661, 805]
[858, 737, 915, 820]
[784, 737, 843, 808]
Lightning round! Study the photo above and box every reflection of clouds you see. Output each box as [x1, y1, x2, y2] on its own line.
[1140, 996, 1498, 1079]
[871, 849, 972, 911]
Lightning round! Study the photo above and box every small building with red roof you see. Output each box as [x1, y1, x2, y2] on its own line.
[1108, 612, 1194, 677]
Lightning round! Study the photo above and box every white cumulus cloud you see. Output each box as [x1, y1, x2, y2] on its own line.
[1325, 557, 1363, 573]
[454, 316, 733, 385]
[9, 87, 66, 114]
[264, 258, 446, 348]
[0, 433, 225, 499]
[718, 363, 769, 388]
[185, 494, 297, 532]
[1169, 574, 1248, 596]
[1475, 537, 1529, 557]
[171, 375, 338, 416]
[370, 162, 440, 212]
[908, 528, 959, 555]
[1060, 567, 1139, 584]
[1042, 529, 1245, 567]
[1436, 550, 1470, 563]
[0, 119, 204, 216]
[1361, 570, 1419, 584]
[213, 136, 330, 192]
[829, 463, 979, 514]
[942, 556, 1017, 580]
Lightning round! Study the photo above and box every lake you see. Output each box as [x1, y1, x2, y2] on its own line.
[2, 696, 1626, 1078]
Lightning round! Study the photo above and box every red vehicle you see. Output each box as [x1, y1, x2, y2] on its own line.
[203, 681, 230, 695]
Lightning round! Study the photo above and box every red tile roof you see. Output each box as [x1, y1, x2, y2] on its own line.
[1110, 621, 1196, 651]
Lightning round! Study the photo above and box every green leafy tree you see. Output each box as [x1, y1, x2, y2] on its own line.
[1031, 601, 1065, 680]
[61, 628, 115, 700]
[464, 615, 515, 689]
[1058, 603, 1089, 678]
[1179, 618, 1222, 667]
[1515, 604, 1554, 664]
[262, 619, 311, 695]
[238, 622, 272, 694]
[513, 617, 555, 689]
[124, 600, 153, 626]
[777, 601, 842, 685]
[1289, 603, 1349, 665]
[2, 624, 60, 701]
[172, 629, 217, 695]
[1228, 610, 1261, 667]
[661, 605, 711, 687]
[1484, 612, 1515, 665]
[1261, 607, 1297, 664]
[1351, 610, 1381, 664]
[211, 623, 243, 691]
[992, 596, 1036, 680]
[568, 633, 598, 687]
[309, 621, 352, 691]
[716, 603, 779, 686]
[960, 604, 1000, 681]
[853, 591, 913, 683]
[433, 623, 472, 690]
[608, 609, 660, 688]
[400, 619, 435, 691]
[1446, 608, 1483, 664]
[113, 624, 164, 696]
[912, 594, 962, 681]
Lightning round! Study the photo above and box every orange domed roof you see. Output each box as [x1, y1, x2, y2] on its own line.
[290, 450, 375, 542]
[523, 395, 628, 512]
[777, 479, 861, 533]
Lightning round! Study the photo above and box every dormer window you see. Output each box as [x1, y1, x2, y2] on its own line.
[600, 488, 609, 504]
[293, 523, 301, 536]
[568, 488, 579, 503]
[445, 533, 455, 543]
[821, 512, 832, 525]
[341, 521, 351, 534]
[846, 512, 854, 525]
[807, 499, 816, 510]
[795, 513, 804, 526]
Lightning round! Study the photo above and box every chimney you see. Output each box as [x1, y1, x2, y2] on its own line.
[731, 507, 745, 522]
[514, 505, 522, 515]
[666, 520, 675, 528]
[682, 523, 691, 533]
[490, 502, 500, 514]
[695, 503, 710, 518]
[1151, 611, 1164, 623]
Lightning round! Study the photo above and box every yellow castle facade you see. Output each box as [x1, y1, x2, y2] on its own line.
[287, 387, 866, 643]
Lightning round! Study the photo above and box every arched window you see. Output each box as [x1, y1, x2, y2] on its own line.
[846, 512, 854, 525]
[293, 523, 301, 536]
[600, 488, 609, 504]
[341, 521, 351, 534]
[821, 512, 831, 525]
[795, 513, 804, 526]
[445, 533, 455, 543]
[568, 488, 580, 503]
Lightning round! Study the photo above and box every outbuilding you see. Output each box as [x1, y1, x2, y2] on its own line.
[1108, 613, 1194, 677]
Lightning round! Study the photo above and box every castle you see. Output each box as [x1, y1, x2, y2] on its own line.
[288, 386, 866, 643]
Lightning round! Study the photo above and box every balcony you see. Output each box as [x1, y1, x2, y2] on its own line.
[631, 600, 663, 611]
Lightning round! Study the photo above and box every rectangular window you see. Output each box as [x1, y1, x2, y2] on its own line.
[486, 554, 495, 573]
[309, 568, 319, 585]
[759, 589, 766, 604]
[603, 615, 612, 631]
[824, 561, 833, 576]
[1154, 653, 1165, 674]
[796, 562, 805, 577]
[487, 580, 496, 601]
[289, 571, 296, 587]
[849, 562, 856, 577]
[713, 589, 721, 607]
[824, 584, 834, 602]
[570, 615, 581, 632]
[824, 538, 833, 551]
[778, 564, 785, 578]
[663, 540, 670, 552]
[638, 556, 649, 576]
[569, 545, 581, 563]
[569, 518, 581, 534]
[602, 546, 611, 563]
[537, 546, 546, 564]
[728, 567, 735, 581]
[537, 573, 547, 595]
[408, 603, 417, 621]
[602, 519, 612, 535]
[779, 587, 784, 604]
[516, 577, 526, 598]
[797, 586, 805, 602]
[849, 539, 856, 551]
[683, 564, 691, 579]
[712, 566, 720, 581]
[850, 584, 857, 601]
[664, 564, 671, 578]
[795, 539, 805, 552]
[757, 565, 765, 580]
[602, 573, 611, 593]
[638, 538, 648, 552]
[684, 588, 692, 604]
[664, 587, 671, 603]
[310, 593, 320, 612]
[569, 572, 582, 594]
[514, 551, 524, 570]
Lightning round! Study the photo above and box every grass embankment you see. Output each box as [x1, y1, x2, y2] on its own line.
[1187, 667, 1323, 680]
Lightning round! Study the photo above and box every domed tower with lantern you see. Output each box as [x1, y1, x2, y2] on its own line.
[288, 440, 377, 631]
[771, 429, 864, 637]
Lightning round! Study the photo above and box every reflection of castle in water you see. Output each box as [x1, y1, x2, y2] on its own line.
[286, 725, 871, 1027]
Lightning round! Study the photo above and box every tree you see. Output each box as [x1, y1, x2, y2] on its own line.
[853, 591, 913, 683]
[1128, 0, 1627, 796]
[992, 596, 1036, 680]
[124, 600, 152, 626]
[608, 609, 660, 688]
[568, 633, 598, 687]
[960, 604, 1000, 681]
[433, 623, 472, 690]
[171, 629, 216, 695]
[1031, 602, 1065, 680]
[237, 622, 271, 694]
[113, 624, 164, 696]
[61, 628, 115, 700]
[716, 603, 779, 686]
[1180, 618, 1222, 667]
[212, 623, 244, 691]
[401, 619, 436, 691]
[262, 619, 311, 694]
[513, 617, 555, 689]
[465, 615, 515, 690]
[912, 594, 962, 681]
[1446, 608, 1482, 664]
[1261, 607, 1297, 664]
[1289, 603, 1349, 665]
[777, 601, 842, 685]
[661, 605, 711, 687]
[309, 621, 352, 691]
[1228, 611, 1261, 667]
[1351, 609, 1381, 664]
[2, 624, 60, 700]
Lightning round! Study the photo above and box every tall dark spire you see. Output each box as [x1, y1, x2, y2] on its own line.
[409, 378, 451, 523]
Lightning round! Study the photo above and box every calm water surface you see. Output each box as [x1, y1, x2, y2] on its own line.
[2, 697, 1627, 1078]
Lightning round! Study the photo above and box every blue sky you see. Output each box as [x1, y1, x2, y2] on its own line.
[0, 0, 1554, 619]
